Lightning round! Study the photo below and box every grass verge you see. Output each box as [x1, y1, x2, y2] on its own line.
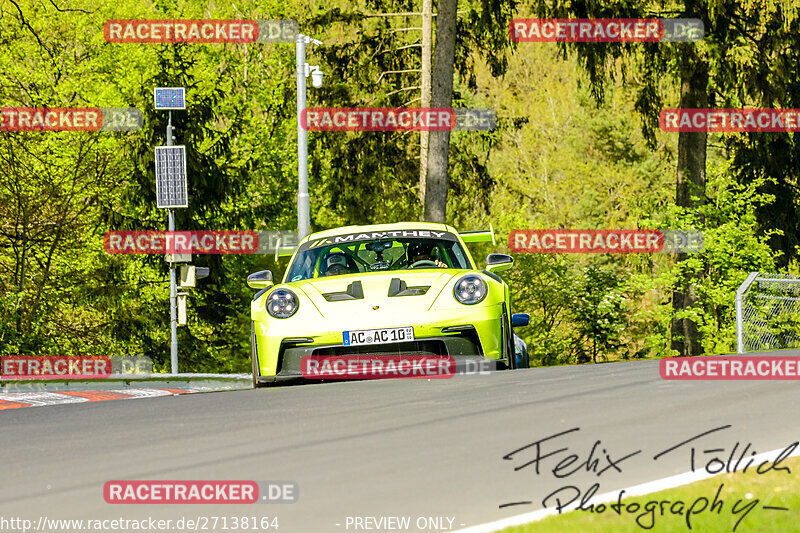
[500, 456, 800, 532]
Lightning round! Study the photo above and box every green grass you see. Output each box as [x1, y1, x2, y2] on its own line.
[500, 456, 800, 532]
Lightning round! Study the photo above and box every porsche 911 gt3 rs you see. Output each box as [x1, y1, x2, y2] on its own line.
[248, 222, 528, 386]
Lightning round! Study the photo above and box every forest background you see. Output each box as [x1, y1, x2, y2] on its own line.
[1, 0, 797, 372]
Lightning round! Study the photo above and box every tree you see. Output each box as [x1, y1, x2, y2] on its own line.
[671, 35, 708, 356]
[423, 0, 458, 222]
[423, 0, 520, 221]
[532, 0, 800, 355]
[571, 265, 626, 364]
[0, 0, 142, 355]
[0, 0, 301, 368]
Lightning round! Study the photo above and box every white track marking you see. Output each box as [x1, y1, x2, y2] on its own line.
[0, 393, 88, 406]
[0, 389, 195, 408]
[106, 388, 177, 398]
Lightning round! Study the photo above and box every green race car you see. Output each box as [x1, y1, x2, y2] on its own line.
[247, 222, 528, 387]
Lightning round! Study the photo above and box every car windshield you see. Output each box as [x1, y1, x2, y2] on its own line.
[285, 233, 472, 281]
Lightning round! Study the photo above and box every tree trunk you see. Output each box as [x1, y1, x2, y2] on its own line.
[671, 47, 708, 356]
[423, 0, 457, 222]
[418, 0, 433, 207]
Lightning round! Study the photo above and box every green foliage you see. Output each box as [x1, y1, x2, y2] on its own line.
[570, 264, 626, 363]
[461, 34, 787, 363]
[0, 0, 519, 369]
[0, 0, 797, 370]
[652, 166, 779, 354]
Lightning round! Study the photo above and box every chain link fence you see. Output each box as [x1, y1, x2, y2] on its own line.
[736, 272, 800, 353]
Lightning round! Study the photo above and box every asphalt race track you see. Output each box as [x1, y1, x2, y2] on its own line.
[2, 355, 799, 532]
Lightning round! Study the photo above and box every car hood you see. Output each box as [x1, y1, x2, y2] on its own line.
[288, 270, 464, 318]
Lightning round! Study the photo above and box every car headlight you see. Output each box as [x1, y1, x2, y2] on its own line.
[266, 289, 299, 319]
[453, 275, 487, 305]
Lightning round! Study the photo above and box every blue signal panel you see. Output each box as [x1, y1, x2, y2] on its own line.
[154, 88, 186, 110]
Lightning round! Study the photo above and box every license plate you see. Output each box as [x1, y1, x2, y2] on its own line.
[342, 326, 414, 346]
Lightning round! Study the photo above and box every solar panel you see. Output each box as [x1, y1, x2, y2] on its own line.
[154, 87, 186, 110]
[154, 146, 188, 208]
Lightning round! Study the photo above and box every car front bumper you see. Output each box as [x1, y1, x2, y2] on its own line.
[252, 304, 505, 378]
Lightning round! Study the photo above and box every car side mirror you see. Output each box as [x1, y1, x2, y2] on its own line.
[247, 270, 274, 289]
[485, 253, 513, 273]
[511, 313, 530, 328]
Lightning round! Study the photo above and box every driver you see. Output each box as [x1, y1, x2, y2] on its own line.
[324, 253, 355, 276]
[407, 241, 447, 268]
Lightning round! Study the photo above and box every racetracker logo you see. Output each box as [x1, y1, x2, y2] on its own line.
[301, 355, 461, 379]
[1, 107, 143, 131]
[660, 108, 800, 132]
[301, 107, 497, 132]
[510, 19, 663, 42]
[103, 481, 298, 504]
[302, 108, 455, 131]
[510, 18, 704, 42]
[1, 355, 112, 380]
[509, 230, 704, 254]
[104, 230, 298, 254]
[103, 19, 298, 44]
[660, 356, 800, 380]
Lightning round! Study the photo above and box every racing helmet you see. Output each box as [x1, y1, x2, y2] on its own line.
[324, 252, 355, 275]
[326, 253, 348, 269]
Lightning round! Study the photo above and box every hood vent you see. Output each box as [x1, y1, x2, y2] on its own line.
[322, 281, 364, 301]
[388, 278, 430, 297]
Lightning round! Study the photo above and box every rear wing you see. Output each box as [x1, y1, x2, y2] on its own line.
[459, 224, 495, 245]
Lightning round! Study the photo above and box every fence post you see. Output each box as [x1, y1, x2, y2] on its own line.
[736, 272, 760, 354]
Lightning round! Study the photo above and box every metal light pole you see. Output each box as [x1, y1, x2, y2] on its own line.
[153, 87, 187, 375]
[296, 33, 322, 241]
[167, 112, 178, 374]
